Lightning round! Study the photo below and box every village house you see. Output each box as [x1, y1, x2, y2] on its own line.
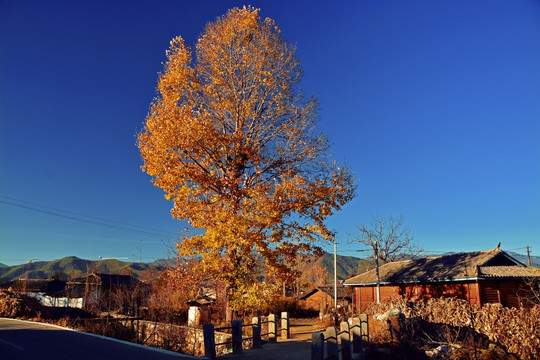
[299, 285, 352, 314]
[67, 273, 143, 310]
[344, 245, 540, 312]
[0, 278, 84, 308]
[1, 273, 146, 310]
[187, 286, 216, 326]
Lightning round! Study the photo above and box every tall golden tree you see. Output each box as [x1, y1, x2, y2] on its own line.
[138, 7, 355, 311]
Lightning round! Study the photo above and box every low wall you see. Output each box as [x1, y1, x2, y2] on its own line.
[27, 292, 84, 308]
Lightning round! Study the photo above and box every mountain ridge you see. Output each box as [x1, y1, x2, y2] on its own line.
[0, 256, 168, 283]
[1, 250, 537, 284]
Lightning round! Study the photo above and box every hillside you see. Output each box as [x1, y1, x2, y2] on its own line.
[0, 253, 369, 284]
[507, 251, 540, 268]
[1, 250, 537, 284]
[0, 256, 167, 283]
[320, 252, 375, 281]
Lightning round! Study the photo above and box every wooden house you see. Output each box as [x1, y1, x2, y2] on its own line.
[0, 279, 85, 308]
[343, 246, 540, 312]
[0, 278, 67, 296]
[187, 286, 216, 326]
[67, 273, 142, 308]
[299, 285, 352, 313]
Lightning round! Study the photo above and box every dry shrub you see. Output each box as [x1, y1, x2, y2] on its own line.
[0, 288, 48, 318]
[73, 318, 137, 342]
[368, 317, 393, 344]
[141, 323, 191, 354]
[366, 296, 540, 360]
[445, 345, 517, 360]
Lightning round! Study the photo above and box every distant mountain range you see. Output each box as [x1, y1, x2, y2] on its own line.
[0, 253, 369, 284]
[510, 251, 540, 267]
[0, 256, 169, 284]
[320, 252, 374, 281]
[0, 250, 537, 284]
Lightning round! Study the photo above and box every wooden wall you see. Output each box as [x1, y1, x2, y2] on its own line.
[398, 281, 480, 306]
[479, 280, 522, 308]
[351, 279, 534, 313]
[353, 286, 400, 313]
[301, 290, 333, 311]
[353, 280, 485, 312]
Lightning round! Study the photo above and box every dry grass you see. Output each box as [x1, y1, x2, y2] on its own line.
[0, 288, 48, 318]
[366, 296, 539, 360]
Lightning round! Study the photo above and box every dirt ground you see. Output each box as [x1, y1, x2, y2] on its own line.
[289, 317, 325, 340]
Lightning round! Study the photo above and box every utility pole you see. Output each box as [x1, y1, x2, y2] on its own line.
[374, 241, 380, 304]
[333, 239, 338, 326]
[334, 240, 338, 311]
[526, 245, 531, 266]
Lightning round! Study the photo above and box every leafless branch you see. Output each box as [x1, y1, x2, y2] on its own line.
[353, 215, 422, 263]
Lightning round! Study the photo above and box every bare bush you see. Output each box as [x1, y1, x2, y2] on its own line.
[0, 288, 48, 318]
[366, 296, 540, 360]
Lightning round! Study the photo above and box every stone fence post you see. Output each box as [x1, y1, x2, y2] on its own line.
[340, 321, 351, 360]
[203, 323, 216, 360]
[231, 320, 242, 354]
[325, 326, 338, 360]
[311, 332, 324, 360]
[351, 317, 362, 353]
[360, 313, 369, 343]
[252, 316, 262, 348]
[268, 313, 277, 343]
[281, 311, 290, 339]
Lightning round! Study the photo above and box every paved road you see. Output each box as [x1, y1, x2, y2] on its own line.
[0, 318, 203, 360]
[220, 338, 311, 360]
[219, 318, 366, 360]
[220, 318, 319, 360]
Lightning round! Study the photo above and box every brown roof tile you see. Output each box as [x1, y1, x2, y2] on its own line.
[299, 285, 348, 300]
[344, 248, 529, 286]
[479, 266, 540, 278]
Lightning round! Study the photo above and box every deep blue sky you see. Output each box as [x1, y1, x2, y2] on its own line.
[1, 0, 539, 266]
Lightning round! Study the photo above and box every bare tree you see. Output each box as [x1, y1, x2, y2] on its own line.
[354, 215, 421, 264]
[518, 277, 540, 306]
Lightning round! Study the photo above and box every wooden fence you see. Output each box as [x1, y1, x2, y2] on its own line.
[311, 314, 369, 360]
[203, 312, 289, 359]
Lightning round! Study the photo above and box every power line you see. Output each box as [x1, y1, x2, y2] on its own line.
[0, 195, 170, 235]
[0, 196, 173, 240]
[506, 247, 527, 251]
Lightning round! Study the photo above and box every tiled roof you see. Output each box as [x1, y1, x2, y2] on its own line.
[299, 285, 348, 300]
[0, 279, 67, 295]
[479, 266, 540, 278]
[68, 273, 139, 286]
[344, 247, 534, 286]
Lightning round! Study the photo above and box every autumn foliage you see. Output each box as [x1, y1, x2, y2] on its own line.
[147, 261, 203, 321]
[138, 7, 355, 309]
